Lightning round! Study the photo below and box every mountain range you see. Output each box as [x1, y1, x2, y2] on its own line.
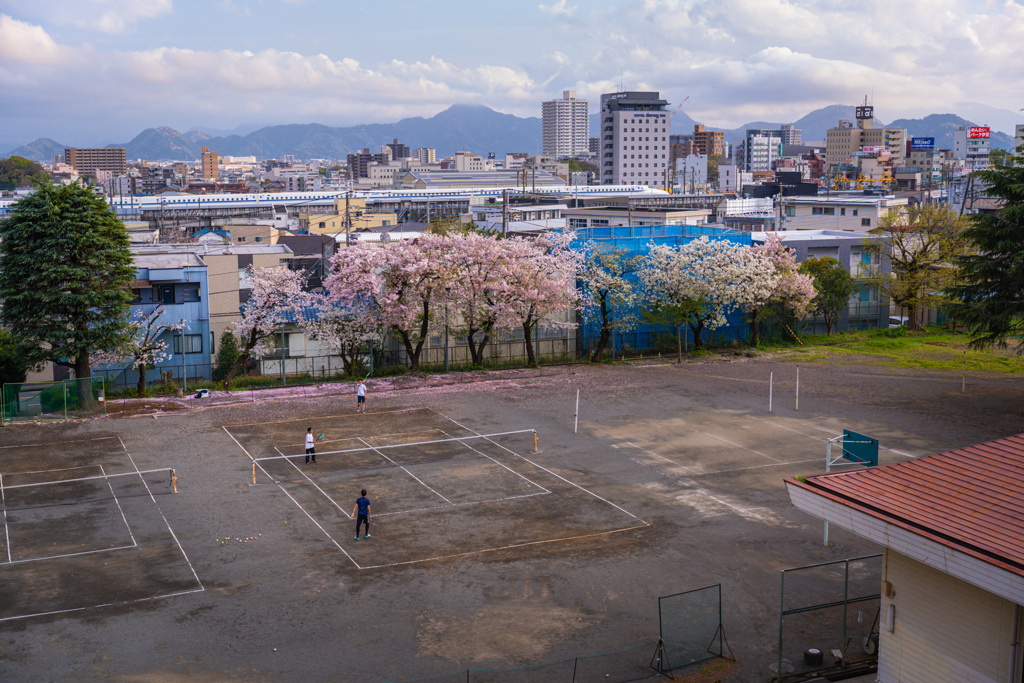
[5, 103, 1016, 163]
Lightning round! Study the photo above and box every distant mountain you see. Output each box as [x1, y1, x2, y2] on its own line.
[6, 138, 66, 163]
[110, 105, 544, 161]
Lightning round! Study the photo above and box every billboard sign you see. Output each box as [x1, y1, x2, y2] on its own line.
[861, 145, 887, 155]
[910, 137, 935, 150]
[969, 126, 990, 139]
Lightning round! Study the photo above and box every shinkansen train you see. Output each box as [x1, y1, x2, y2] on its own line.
[0, 184, 670, 217]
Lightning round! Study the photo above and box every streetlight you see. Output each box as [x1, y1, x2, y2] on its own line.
[179, 318, 187, 393]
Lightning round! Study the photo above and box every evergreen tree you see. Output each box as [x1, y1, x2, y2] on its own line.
[799, 257, 859, 336]
[213, 329, 241, 383]
[944, 163, 1024, 352]
[0, 181, 135, 404]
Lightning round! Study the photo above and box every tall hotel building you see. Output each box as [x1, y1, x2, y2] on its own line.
[599, 91, 670, 187]
[542, 90, 589, 156]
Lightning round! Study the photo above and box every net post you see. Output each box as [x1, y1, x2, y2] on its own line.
[171, 468, 177, 493]
[252, 462, 256, 485]
[534, 431, 538, 453]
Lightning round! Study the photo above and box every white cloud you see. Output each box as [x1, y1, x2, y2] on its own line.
[539, 0, 577, 17]
[0, 14, 74, 64]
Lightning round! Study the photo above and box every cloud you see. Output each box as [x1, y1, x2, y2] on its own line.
[539, 0, 577, 17]
[0, 14, 74, 64]
[79, 0, 173, 34]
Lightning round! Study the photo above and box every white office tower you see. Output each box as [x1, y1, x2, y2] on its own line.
[599, 91, 670, 187]
[542, 90, 590, 157]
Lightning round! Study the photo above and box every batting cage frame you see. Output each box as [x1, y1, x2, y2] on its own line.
[776, 554, 882, 681]
[651, 583, 733, 676]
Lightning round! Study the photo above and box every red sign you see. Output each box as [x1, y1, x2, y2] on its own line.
[969, 126, 990, 139]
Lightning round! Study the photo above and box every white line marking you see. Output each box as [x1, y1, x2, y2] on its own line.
[273, 446, 350, 516]
[224, 407, 427, 428]
[0, 468, 175, 491]
[435, 411, 647, 524]
[254, 429, 537, 463]
[359, 524, 649, 570]
[5, 544, 139, 566]
[0, 436, 118, 450]
[885, 448, 917, 458]
[278, 428, 444, 450]
[696, 458, 823, 475]
[691, 488, 765, 514]
[374, 491, 550, 518]
[118, 438, 204, 590]
[624, 442, 695, 472]
[704, 432, 783, 462]
[0, 588, 206, 624]
[769, 422, 829, 442]
[358, 437, 453, 505]
[438, 429, 551, 494]
[0, 473, 9, 563]
[99, 464, 137, 547]
[222, 426, 360, 569]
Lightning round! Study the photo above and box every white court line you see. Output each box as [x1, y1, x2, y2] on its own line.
[273, 446, 350, 517]
[0, 436, 118, 450]
[886, 448, 917, 458]
[6, 464, 97, 476]
[772, 421, 921, 459]
[769, 422, 830, 442]
[372, 491, 550, 518]
[99, 465, 137, 547]
[704, 432, 783, 463]
[0, 588, 205, 624]
[358, 437, 453, 505]
[624, 442, 696, 472]
[691, 488, 765, 514]
[438, 429, 552, 494]
[5, 544, 139, 566]
[435, 411, 648, 524]
[279, 428, 443, 450]
[696, 457, 823, 476]
[222, 427, 360, 569]
[359, 524, 650, 570]
[225, 407, 427, 428]
[118, 438, 204, 590]
[0, 473, 9, 563]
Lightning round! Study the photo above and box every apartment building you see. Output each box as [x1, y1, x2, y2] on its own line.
[744, 129, 784, 172]
[599, 91, 671, 188]
[64, 147, 127, 175]
[825, 105, 906, 171]
[953, 126, 991, 172]
[542, 90, 589, 157]
[201, 146, 219, 180]
[779, 194, 908, 232]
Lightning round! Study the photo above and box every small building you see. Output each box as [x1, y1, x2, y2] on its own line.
[563, 205, 711, 230]
[786, 433, 1024, 683]
[779, 194, 909, 232]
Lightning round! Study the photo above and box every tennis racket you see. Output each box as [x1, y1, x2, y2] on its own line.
[316, 433, 325, 442]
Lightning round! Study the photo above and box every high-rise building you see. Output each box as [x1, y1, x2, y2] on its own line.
[201, 146, 219, 180]
[413, 147, 436, 165]
[64, 147, 127, 175]
[743, 129, 784, 172]
[953, 126, 991, 172]
[780, 124, 802, 146]
[692, 124, 725, 157]
[825, 105, 906, 171]
[542, 90, 589, 157]
[599, 91, 670, 187]
[383, 138, 410, 161]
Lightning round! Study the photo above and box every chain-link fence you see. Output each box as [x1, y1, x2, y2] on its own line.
[2, 377, 107, 425]
[777, 554, 882, 680]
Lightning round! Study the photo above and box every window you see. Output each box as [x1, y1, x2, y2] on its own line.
[811, 207, 836, 216]
[840, 208, 846, 216]
[173, 334, 202, 354]
[238, 269, 253, 290]
[152, 285, 175, 304]
[237, 236, 246, 242]
[131, 288, 142, 303]
[861, 218, 871, 227]
[590, 219, 609, 226]
[852, 209, 859, 216]
[254, 236, 264, 243]
[182, 283, 200, 302]
[784, 206, 796, 217]
[569, 218, 587, 229]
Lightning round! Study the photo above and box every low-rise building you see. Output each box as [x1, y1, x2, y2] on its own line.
[779, 194, 908, 232]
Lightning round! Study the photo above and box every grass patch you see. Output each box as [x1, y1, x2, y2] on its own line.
[774, 326, 1024, 373]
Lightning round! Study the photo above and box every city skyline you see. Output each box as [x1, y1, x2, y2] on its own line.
[1, 0, 1022, 148]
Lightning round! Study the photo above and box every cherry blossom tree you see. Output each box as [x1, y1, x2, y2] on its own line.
[92, 305, 183, 396]
[742, 234, 816, 345]
[304, 294, 380, 377]
[579, 242, 643, 362]
[503, 232, 581, 365]
[640, 237, 758, 350]
[224, 266, 313, 388]
[327, 236, 447, 372]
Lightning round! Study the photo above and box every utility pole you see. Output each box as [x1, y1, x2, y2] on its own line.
[345, 189, 352, 246]
[502, 189, 509, 237]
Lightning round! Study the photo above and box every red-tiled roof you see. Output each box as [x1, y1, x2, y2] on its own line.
[786, 433, 1024, 577]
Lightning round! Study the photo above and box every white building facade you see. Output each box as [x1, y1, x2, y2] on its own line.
[542, 90, 590, 157]
[599, 91, 670, 188]
[953, 125, 991, 172]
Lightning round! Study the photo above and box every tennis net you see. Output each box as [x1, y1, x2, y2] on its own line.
[0, 467, 176, 512]
[253, 429, 537, 474]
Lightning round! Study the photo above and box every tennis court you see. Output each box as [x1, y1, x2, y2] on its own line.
[222, 408, 649, 569]
[0, 436, 202, 622]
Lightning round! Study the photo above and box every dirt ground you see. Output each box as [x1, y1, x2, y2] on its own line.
[1, 356, 1022, 682]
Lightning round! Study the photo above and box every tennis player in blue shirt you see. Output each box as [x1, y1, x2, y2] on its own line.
[351, 489, 371, 539]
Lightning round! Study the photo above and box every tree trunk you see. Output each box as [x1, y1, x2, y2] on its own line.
[523, 319, 536, 366]
[73, 352, 94, 408]
[589, 295, 612, 362]
[689, 320, 706, 349]
[137, 362, 147, 396]
[676, 324, 683, 363]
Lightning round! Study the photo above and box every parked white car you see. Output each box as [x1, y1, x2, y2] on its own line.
[888, 316, 909, 328]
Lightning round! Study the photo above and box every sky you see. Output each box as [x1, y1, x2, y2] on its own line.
[2, 0, 1023, 147]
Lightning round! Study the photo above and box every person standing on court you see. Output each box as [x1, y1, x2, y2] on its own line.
[305, 427, 316, 464]
[356, 379, 366, 413]
[351, 489, 371, 539]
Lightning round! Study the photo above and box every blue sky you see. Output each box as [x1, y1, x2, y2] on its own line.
[1, 0, 1022, 147]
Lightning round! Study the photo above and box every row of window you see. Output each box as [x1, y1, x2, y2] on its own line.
[133, 284, 201, 304]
